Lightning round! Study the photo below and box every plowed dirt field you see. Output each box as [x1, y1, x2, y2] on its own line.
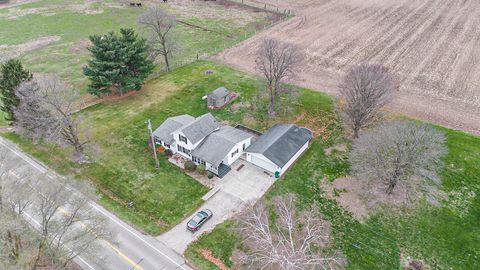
[217, 0, 480, 134]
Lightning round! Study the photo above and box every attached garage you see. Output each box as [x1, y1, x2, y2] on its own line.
[247, 153, 279, 173]
[245, 124, 313, 176]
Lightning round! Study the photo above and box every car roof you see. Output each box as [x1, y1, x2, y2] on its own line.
[192, 214, 204, 223]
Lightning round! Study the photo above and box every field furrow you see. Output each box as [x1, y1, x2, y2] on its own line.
[217, 0, 480, 134]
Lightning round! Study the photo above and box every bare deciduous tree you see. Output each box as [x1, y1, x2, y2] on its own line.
[0, 148, 37, 269]
[339, 64, 396, 138]
[256, 38, 301, 117]
[138, 7, 179, 72]
[32, 175, 112, 269]
[0, 209, 37, 270]
[237, 194, 344, 270]
[350, 121, 447, 197]
[14, 75, 88, 162]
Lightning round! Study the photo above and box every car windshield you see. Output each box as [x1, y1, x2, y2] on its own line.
[198, 211, 208, 217]
[188, 219, 198, 226]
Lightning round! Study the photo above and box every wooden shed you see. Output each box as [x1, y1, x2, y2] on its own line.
[207, 87, 231, 109]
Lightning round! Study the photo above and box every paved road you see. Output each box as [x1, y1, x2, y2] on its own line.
[159, 160, 274, 253]
[0, 137, 193, 270]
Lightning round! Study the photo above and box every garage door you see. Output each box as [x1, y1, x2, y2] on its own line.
[250, 155, 277, 173]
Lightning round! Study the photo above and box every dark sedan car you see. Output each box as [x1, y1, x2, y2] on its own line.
[187, 209, 213, 232]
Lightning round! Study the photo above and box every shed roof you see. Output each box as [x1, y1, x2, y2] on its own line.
[245, 124, 313, 167]
[153, 115, 195, 144]
[193, 126, 252, 166]
[208, 87, 230, 99]
[180, 113, 220, 144]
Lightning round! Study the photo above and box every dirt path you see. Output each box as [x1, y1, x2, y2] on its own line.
[216, 0, 480, 135]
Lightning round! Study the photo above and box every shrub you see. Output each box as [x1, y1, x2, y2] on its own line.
[165, 149, 173, 157]
[197, 164, 206, 175]
[207, 172, 214, 179]
[184, 161, 197, 171]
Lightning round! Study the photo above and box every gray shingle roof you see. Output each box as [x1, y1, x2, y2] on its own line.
[181, 113, 220, 144]
[246, 124, 313, 167]
[192, 126, 252, 166]
[153, 115, 195, 144]
[208, 87, 229, 99]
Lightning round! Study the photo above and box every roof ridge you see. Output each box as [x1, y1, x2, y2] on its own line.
[179, 112, 214, 131]
[263, 124, 295, 153]
[259, 124, 293, 150]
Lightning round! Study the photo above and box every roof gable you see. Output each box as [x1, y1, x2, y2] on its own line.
[192, 126, 252, 166]
[246, 124, 313, 167]
[153, 115, 195, 144]
[180, 113, 220, 144]
[208, 87, 229, 99]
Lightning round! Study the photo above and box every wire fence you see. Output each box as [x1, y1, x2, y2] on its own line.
[227, 0, 294, 16]
[152, 1, 293, 76]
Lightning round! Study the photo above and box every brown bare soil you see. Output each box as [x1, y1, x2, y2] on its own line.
[217, 0, 480, 135]
[322, 176, 411, 220]
[199, 249, 232, 270]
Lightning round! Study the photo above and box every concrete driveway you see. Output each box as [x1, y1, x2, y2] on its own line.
[158, 159, 274, 253]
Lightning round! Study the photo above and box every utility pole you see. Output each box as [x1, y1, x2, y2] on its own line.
[146, 119, 160, 169]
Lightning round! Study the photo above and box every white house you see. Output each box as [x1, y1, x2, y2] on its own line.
[153, 113, 253, 177]
[245, 124, 313, 177]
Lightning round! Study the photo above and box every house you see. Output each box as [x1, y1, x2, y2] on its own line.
[153, 113, 253, 177]
[171, 113, 220, 159]
[207, 87, 232, 109]
[245, 124, 313, 177]
[152, 114, 195, 150]
[192, 126, 252, 176]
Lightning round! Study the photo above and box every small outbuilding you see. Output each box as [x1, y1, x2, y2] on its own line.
[207, 87, 232, 109]
[245, 124, 313, 177]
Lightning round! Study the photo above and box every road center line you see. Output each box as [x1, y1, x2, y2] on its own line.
[0, 137, 188, 270]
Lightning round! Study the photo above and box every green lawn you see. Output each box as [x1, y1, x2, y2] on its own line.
[184, 96, 480, 268]
[0, 0, 276, 91]
[2, 60, 337, 234]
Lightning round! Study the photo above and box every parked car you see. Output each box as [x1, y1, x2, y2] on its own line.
[187, 209, 213, 232]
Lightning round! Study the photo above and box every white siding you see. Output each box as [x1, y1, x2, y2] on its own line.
[246, 141, 310, 176]
[223, 138, 252, 166]
[279, 141, 309, 175]
[246, 153, 280, 173]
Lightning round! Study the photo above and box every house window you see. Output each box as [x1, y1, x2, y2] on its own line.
[177, 145, 190, 156]
[179, 134, 187, 144]
[193, 156, 206, 166]
[242, 143, 246, 150]
[231, 149, 239, 158]
[164, 143, 170, 148]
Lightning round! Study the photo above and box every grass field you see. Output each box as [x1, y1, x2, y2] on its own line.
[2, 60, 338, 235]
[184, 91, 480, 268]
[3, 54, 479, 268]
[0, 0, 278, 126]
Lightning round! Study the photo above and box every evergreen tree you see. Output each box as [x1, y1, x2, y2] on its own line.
[0, 59, 32, 122]
[83, 28, 154, 96]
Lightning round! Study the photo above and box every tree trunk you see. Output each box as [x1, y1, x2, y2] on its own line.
[32, 241, 45, 270]
[164, 53, 170, 72]
[268, 84, 276, 117]
[353, 125, 360, 139]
